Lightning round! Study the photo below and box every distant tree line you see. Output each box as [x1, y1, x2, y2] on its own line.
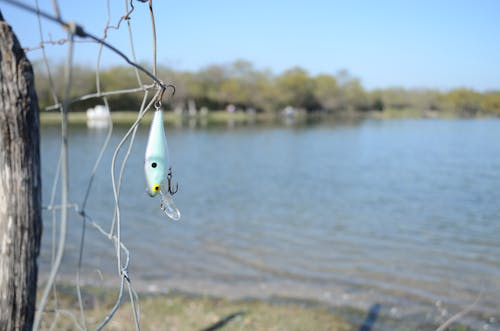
[34, 59, 500, 116]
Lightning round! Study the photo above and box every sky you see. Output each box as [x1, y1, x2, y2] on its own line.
[1, 0, 500, 91]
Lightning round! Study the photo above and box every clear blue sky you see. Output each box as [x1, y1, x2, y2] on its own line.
[1, 0, 499, 91]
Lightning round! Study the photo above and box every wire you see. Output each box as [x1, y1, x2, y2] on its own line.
[33, 30, 75, 331]
[3, 0, 176, 329]
[1, 0, 168, 93]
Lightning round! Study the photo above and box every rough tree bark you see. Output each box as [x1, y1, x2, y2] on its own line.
[0, 11, 42, 331]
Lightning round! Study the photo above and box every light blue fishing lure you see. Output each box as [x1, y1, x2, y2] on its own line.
[145, 109, 180, 220]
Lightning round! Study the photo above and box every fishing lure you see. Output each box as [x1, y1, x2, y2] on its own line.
[144, 109, 180, 220]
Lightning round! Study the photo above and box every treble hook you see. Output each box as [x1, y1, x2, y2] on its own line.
[167, 167, 179, 195]
[154, 84, 176, 109]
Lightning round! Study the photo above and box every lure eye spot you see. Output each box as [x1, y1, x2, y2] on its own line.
[152, 184, 160, 193]
[151, 162, 157, 168]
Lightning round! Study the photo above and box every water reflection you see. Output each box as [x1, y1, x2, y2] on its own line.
[146, 111, 365, 130]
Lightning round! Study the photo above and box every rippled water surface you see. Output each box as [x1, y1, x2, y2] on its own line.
[39, 118, 500, 329]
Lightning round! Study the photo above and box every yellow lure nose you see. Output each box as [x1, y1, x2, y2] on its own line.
[152, 184, 160, 193]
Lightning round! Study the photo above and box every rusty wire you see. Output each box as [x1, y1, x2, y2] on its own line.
[0, 0, 174, 330]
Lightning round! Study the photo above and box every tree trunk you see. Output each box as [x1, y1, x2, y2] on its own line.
[0, 11, 42, 331]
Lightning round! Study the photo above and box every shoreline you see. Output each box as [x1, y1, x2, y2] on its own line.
[37, 282, 354, 331]
[37, 282, 447, 331]
[36, 275, 475, 331]
[38, 109, 498, 126]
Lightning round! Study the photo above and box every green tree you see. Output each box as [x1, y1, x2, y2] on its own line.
[480, 92, 500, 115]
[443, 89, 482, 115]
[276, 67, 318, 110]
[313, 74, 341, 112]
[99, 66, 144, 110]
[379, 88, 412, 110]
[31, 58, 500, 117]
[250, 69, 279, 112]
[342, 78, 370, 111]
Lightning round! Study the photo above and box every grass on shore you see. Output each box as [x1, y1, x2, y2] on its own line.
[37, 286, 352, 331]
[39, 110, 275, 126]
[36, 285, 472, 331]
[369, 108, 458, 119]
[39, 108, 486, 127]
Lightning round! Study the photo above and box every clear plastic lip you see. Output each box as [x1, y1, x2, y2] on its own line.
[159, 187, 181, 221]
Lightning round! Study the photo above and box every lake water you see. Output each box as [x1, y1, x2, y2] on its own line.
[39, 117, 500, 330]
